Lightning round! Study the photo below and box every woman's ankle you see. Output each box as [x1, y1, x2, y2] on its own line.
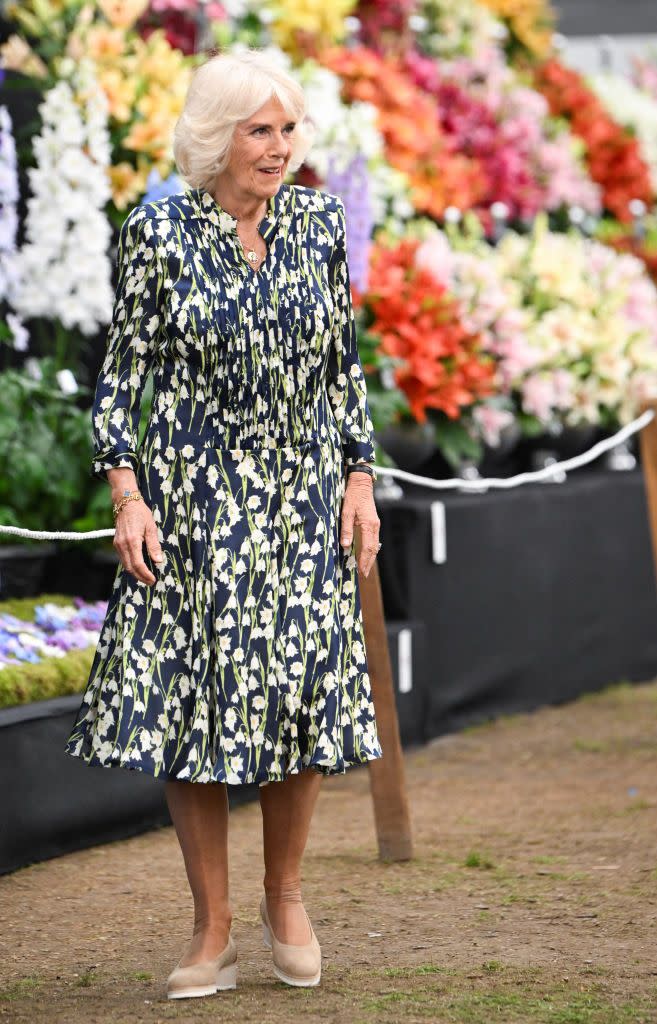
[263, 877, 302, 905]
[192, 906, 233, 939]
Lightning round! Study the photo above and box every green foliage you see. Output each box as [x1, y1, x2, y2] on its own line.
[0, 358, 118, 547]
[433, 415, 482, 468]
[0, 359, 94, 545]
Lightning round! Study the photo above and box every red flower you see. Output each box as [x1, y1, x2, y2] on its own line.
[534, 58, 653, 221]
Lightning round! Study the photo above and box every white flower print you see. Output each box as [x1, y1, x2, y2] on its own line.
[64, 184, 382, 783]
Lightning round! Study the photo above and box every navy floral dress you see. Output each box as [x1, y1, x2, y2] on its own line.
[64, 183, 383, 785]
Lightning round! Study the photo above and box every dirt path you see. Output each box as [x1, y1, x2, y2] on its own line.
[2, 681, 656, 1024]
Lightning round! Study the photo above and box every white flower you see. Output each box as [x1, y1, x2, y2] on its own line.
[590, 72, 657, 190]
[56, 368, 78, 395]
[10, 60, 113, 333]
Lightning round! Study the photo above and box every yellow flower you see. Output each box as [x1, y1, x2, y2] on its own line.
[82, 24, 126, 62]
[98, 66, 139, 122]
[265, 0, 357, 59]
[97, 0, 150, 29]
[0, 33, 48, 77]
[109, 160, 149, 209]
[123, 101, 179, 163]
[133, 30, 190, 89]
[478, 0, 554, 58]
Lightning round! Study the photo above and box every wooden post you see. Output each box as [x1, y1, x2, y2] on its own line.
[356, 524, 414, 862]
[639, 401, 657, 588]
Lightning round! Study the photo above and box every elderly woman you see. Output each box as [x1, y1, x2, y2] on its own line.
[64, 49, 383, 996]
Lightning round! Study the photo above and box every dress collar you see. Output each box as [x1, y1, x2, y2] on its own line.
[187, 183, 289, 241]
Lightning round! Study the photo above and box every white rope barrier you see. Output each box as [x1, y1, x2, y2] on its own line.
[374, 408, 655, 492]
[0, 410, 653, 542]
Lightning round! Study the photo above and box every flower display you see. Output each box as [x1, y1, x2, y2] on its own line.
[477, 0, 554, 60]
[414, 225, 534, 389]
[490, 220, 657, 428]
[534, 58, 654, 221]
[355, 0, 415, 55]
[0, 101, 28, 353]
[325, 152, 374, 294]
[140, 0, 227, 54]
[405, 46, 600, 222]
[0, 105, 23, 334]
[4, 0, 657, 472]
[0, 33, 48, 77]
[598, 220, 657, 290]
[5, 1, 193, 212]
[10, 60, 114, 334]
[0, 599, 107, 671]
[295, 57, 415, 229]
[365, 236, 496, 427]
[322, 45, 487, 219]
[416, 0, 504, 61]
[263, 0, 357, 60]
[412, 218, 657, 432]
[632, 54, 657, 102]
[589, 72, 657, 192]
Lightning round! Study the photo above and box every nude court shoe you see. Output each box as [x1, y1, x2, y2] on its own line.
[260, 894, 322, 987]
[166, 932, 238, 999]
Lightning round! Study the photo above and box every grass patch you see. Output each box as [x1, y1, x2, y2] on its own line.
[75, 970, 97, 987]
[383, 965, 447, 978]
[0, 976, 42, 1001]
[354, 967, 656, 1024]
[464, 850, 495, 870]
[573, 738, 609, 753]
[622, 800, 651, 814]
[446, 991, 653, 1022]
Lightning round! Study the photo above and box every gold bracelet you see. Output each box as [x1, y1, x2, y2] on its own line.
[112, 490, 143, 520]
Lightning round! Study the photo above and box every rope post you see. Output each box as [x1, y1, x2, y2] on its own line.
[356, 523, 414, 862]
[639, 402, 657, 588]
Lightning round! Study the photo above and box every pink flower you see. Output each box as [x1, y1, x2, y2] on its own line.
[472, 405, 515, 446]
[414, 232, 454, 287]
[522, 370, 575, 422]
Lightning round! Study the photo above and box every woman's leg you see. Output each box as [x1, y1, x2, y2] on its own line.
[259, 767, 323, 945]
[164, 779, 232, 965]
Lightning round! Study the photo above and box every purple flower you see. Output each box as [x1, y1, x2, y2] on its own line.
[325, 153, 374, 293]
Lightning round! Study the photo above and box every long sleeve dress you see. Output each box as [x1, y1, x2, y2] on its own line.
[64, 182, 384, 785]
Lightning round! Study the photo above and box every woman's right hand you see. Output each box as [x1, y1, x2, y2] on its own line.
[113, 499, 164, 586]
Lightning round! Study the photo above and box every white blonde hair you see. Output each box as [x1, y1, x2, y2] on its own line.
[173, 49, 315, 192]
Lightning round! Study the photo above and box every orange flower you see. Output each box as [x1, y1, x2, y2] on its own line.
[365, 239, 495, 422]
[322, 45, 486, 219]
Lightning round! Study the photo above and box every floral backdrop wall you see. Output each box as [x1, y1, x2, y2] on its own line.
[3, 0, 657, 486]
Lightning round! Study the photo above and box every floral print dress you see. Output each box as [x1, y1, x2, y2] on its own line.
[64, 183, 383, 785]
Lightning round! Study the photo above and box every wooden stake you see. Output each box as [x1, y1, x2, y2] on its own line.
[639, 402, 657, 588]
[356, 524, 414, 862]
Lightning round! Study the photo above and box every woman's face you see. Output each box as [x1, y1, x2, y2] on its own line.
[222, 95, 296, 206]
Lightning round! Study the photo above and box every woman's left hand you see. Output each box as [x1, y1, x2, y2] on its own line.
[339, 473, 381, 578]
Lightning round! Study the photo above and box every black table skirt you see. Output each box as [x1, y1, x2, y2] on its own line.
[376, 469, 657, 739]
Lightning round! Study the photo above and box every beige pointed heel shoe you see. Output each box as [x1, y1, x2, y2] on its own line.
[260, 894, 321, 987]
[166, 932, 238, 999]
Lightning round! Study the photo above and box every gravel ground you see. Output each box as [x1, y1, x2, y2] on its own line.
[1, 679, 656, 1024]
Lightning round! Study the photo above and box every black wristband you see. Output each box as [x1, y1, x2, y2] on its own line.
[346, 464, 376, 481]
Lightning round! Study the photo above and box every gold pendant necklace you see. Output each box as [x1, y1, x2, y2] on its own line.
[238, 214, 265, 268]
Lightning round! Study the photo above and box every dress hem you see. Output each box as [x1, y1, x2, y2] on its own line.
[63, 744, 384, 787]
